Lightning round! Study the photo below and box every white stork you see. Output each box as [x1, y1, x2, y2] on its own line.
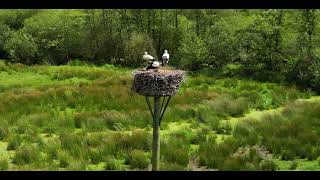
[162, 50, 170, 66]
[143, 52, 155, 64]
[146, 61, 160, 70]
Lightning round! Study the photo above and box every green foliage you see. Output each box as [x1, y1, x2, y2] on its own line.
[0, 61, 316, 170]
[127, 149, 149, 169]
[198, 137, 240, 169]
[67, 59, 91, 66]
[7, 135, 22, 150]
[123, 32, 156, 67]
[259, 159, 279, 171]
[206, 15, 252, 69]
[0, 158, 9, 170]
[317, 156, 320, 166]
[105, 155, 124, 170]
[0, 9, 319, 90]
[198, 96, 249, 121]
[114, 129, 152, 151]
[161, 139, 190, 166]
[219, 147, 265, 171]
[57, 150, 72, 168]
[160, 162, 185, 171]
[0, 23, 12, 58]
[233, 101, 320, 161]
[0, 126, 9, 140]
[289, 160, 298, 170]
[23, 10, 86, 65]
[0, 10, 39, 29]
[178, 31, 209, 71]
[13, 145, 41, 165]
[4, 31, 38, 64]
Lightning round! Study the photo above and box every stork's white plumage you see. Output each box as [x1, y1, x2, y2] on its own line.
[162, 50, 170, 64]
[143, 52, 154, 61]
[152, 61, 160, 68]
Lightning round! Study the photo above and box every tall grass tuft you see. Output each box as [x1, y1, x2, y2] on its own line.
[12, 145, 41, 165]
[7, 135, 22, 150]
[126, 149, 150, 169]
[0, 158, 9, 170]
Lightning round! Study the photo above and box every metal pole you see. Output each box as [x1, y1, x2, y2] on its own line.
[151, 96, 161, 171]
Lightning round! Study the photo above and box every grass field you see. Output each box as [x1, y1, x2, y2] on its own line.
[0, 60, 319, 171]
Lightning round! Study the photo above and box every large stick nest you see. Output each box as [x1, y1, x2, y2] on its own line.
[132, 69, 186, 97]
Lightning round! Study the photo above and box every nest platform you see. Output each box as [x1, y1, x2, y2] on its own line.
[132, 69, 185, 97]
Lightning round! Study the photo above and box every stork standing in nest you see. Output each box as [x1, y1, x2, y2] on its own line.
[143, 52, 160, 71]
[162, 50, 169, 67]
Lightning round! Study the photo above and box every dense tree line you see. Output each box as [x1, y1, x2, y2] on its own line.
[0, 9, 319, 91]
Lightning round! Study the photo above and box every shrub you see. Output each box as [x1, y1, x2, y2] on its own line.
[102, 111, 127, 130]
[162, 146, 189, 166]
[87, 148, 103, 164]
[74, 111, 128, 131]
[192, 127, 210, 144]
[221, 157, 257, 171]
[67, 59, 90, 66]
[83, 117, 105, 131]
[171, 105, 197, 120]
[0, 126, 9, 140]
[4, 31, 38, 65]
[316, 156, 320, 166]
[228, 97, 249, 117]
[280, 150, 296, 161]
[198, 138, 240, 169]
[178, 31, 209, 71]
[127, 149, 149, 169]
[57, 151, 72, 168]
[160, 162, 186, 171]
[216, 123, 232, 135]
[306, 146, 320, 161]
[259, 159, 279, 171]
[102, 64, 116, 70]
[233, 124, 259, 145]
[311, 66, 320, 91]
[42, 139, 60, 160]
[59, 132, 84, 151]
[12, 145, 41, 165]
[220, 148, 263, 171]
[203, 96, 249, 119]
[0, 24, 12, 58]
[115, 129, 151, 151]
[123, 32, 156, 67]
[0, 158, 9, 170]
[68, 160, 89, 171]
[60, 133, 87, 159]
[231, 100, 320, 161]
[85, 134, 104, 148]
[74, 114, 86, 128]
[105, 155, 124, 170]
[7, 135, 22, 150]
[169, 128, 198, 144]
[219, 64, 242, 77]
[289, 161, 298, 170]
[161, 136, 191, 166]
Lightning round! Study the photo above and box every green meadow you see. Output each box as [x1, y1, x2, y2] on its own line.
[0, 60, 319, 171]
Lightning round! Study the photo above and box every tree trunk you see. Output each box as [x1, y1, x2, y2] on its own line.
[152, 9, 156, 40]
[175, 9, 178, 30]
[158, 10, 163, 58]
[275, 10, 283, 52]
[196, 10, 200, 36]
[148, 10, 151, 34]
